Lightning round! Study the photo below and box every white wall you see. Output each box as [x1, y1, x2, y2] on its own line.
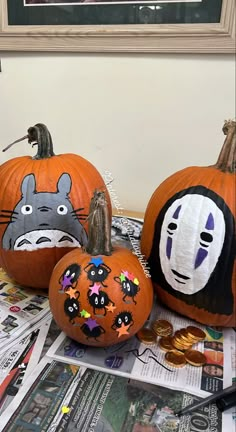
[0, 53, 235, 212]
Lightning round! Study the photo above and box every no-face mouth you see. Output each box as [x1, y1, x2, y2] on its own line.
[171, 268, 190, 284]
[14, 229, 82, 251]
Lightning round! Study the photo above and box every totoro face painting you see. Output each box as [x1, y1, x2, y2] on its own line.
[159, 194, 225, 295]
[2, 173, 87, 251]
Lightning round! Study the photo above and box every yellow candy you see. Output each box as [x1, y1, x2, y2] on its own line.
[61, 406, 70, 414]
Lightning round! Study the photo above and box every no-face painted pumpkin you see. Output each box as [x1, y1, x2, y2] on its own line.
[49, 190, 153, 347]
[141, 120, 236, 327]
[0, 123, 111, 289]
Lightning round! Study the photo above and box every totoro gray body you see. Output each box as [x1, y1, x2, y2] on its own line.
[2, 173, 88, 251]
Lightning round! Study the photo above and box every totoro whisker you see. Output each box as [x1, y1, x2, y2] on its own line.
[0, 221, 15, 224]
[72, 216, 87, 222]
[1, 209, 18, 214]
[73, 213, 88, 217]
[75, 215, 88, 219]
[0, 214, 17, 219]
[71, 208, 85, 214]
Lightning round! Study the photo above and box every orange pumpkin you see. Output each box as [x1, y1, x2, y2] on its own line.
[0, 123, 111, 289]
[49, 190, 153, 347]
[141, 120, 236, 327]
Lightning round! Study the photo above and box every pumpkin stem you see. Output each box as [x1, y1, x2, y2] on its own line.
[2, 123, 55, 160]
[214, 119, 236, 173]
[28, 123, 55, 160]
[85, 190, 113, 256]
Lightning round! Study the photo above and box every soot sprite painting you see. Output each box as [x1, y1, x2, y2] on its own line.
[49, 190, 153, 347]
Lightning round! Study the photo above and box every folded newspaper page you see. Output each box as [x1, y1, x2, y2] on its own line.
[0, 269, 50, 352]
[47, 301, 233, 400]
[0, 356, 233, 432]
[0, 315, 54, 415]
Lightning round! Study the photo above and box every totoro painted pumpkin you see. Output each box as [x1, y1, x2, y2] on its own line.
[141, 120, 236, 327]
[0, 123, 111, 289]
[49, 190, 154, 347]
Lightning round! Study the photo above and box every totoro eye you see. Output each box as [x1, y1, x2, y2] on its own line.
[57, 205, 68, 215]
[21, 205, 33, 215]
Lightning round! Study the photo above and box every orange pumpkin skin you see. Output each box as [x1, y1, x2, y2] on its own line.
[0, 125, 111, 289]
[49, 247, 154, 347]
[141, 121, 236, 327]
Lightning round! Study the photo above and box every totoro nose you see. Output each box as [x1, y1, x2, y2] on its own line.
[38, 206, 52, 212]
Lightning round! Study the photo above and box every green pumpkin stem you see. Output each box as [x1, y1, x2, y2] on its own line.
[215, 120, 236, 173]
[85, 190, 113, 256]
[2, 123, 55, 160]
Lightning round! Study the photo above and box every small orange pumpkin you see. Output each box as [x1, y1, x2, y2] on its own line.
[0, 123, 111, 289]
[49, 190, 153, 347]
[141, 120, 236, 327]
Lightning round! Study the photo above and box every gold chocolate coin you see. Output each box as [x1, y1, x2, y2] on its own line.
[171, 337, 189, 352]
[174, 331, 193, 347]
[152, 319, 173, 337]
[159, 336, 174, 352]
[136, 328, 156, 345]
[165, 350, 186, 368]
[178, 328, 195, 344]
[186, 326, 206, 341]
[185, 349, 207, 366]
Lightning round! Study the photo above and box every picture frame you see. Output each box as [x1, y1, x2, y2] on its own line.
[0, 0, 235, 53]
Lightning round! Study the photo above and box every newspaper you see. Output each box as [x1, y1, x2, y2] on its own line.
[0, 312, 64, 416]
[0, 314, 51, 414]
[0, 269, 50, 351]
[47, 301, 233, 399]
[0, 356, 232, 432]
[224, 328, 236, 429]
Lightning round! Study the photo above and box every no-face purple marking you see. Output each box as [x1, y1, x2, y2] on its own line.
[166, 237, 172, 259]
[165, 206, 181, 259]
[195, 247, 208, 269]
[206, 213, 214, 230]
[194, 213, 215, 268]
[173, 205, 181, 219]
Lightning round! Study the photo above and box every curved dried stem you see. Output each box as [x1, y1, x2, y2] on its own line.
[215, 119, 236, 173]
[2, 123, 55, 160]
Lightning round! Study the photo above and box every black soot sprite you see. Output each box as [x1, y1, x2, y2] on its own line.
[64, 297, 80, 324]
[87, 291, 114, 316]
[81, 319, 105, 341]
[114, 272, 140, 304]
[111, 311, 134, 330]
[84, 257, 111, 287]
[60, 263, 81, 292]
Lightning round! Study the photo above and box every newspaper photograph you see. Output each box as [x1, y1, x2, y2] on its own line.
[0, 356, 231, 432]
[47, 302, 233, 399]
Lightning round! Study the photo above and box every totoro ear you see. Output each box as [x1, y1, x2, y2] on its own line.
[57, 173, 72, 195]
[21, 174, 36, 196]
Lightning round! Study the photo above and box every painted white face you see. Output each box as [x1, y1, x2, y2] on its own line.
[159, 194, 225, 295]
